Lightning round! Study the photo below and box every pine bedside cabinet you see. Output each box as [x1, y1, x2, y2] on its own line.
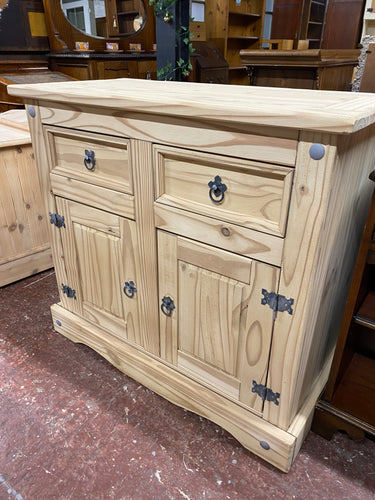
[8, 80, 375, 471]
[0, 109, 52, 286]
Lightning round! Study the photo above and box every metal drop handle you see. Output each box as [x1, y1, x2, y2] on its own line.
[84, 149, 96, 171]
[161, 296, 175, 316]
[123, 281, 137, 298]
[208, 175, 227, 203]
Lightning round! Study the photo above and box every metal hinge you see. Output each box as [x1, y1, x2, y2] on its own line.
[252, 380, 280, 406]
[61, 284, 76, 299]
[261, 289, 294, 319]
[49, 212, 65, 228]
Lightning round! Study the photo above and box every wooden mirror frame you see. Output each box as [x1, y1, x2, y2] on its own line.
[42, 0, 156, 52]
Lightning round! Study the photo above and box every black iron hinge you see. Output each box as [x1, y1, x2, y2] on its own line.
[261, 289, 294, 319]
[49, 212, 65, 228]
[61, 284, 76, 299]
[252, 381, 280, 406]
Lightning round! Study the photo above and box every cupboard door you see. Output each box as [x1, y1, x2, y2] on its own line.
[54, 197, 140, 345]
[158, 230, 279, 414]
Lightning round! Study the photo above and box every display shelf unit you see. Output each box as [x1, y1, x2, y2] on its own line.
[362, 0, 375, 38]
[206, 0, 265, 84]
[303, 0, 328, 49]
[106, 0, 144, 37]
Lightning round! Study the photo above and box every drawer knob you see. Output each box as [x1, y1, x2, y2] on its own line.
[161, 296, 175, 316]
[123, 280, 137, 298]
[84, 149, 96, 171]
[208, 175, 227, 204]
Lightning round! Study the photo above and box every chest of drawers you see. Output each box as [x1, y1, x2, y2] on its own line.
[8, 79, 375, 471]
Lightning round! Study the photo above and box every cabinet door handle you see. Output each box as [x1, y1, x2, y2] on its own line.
[208, 175, 227, 203]
[123, 281, 137, 298]
[84, 149, 96, 171]
[161, 296, 175, 316]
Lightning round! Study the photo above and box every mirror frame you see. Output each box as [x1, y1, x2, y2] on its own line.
[42, 0, 155, 52]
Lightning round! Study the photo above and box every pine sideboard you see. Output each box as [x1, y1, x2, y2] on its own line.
[8, 79, 375, 471]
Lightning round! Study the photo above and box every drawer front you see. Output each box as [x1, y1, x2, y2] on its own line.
[45, 126, 132, 195]
[154, 145, 294, 237]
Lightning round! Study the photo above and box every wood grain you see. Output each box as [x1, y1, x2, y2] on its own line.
[46, 126, 132, 194]
[265, 126, 375, 430]
[0, 128, 51, 286]
[158, 232, 278, 413]
[130, 140, 160, 356]
[154, 144, 294, 236]
[51, 302, 297, 472]
[154, 203, 284, 267]
[37, 102, 298, 166]
[8, 78, 375, 133]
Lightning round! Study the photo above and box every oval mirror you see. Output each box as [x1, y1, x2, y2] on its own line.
[60, 0, 146, 38]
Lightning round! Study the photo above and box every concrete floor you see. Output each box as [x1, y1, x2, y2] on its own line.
[0, 270, 374, 500]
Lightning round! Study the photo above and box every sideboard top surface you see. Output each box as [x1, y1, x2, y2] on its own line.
[8, 78, 375, 134]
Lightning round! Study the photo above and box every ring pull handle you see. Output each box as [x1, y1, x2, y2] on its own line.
[84, 149, 96, 171]
[123, 281, 137, 298]
[161, 296, 175, 316]
[208, 175, 227, 204]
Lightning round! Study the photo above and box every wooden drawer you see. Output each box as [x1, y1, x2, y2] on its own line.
[45, 126, 133, 195]
[154, 145, 294, 237]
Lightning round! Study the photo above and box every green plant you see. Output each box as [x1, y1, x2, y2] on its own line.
[150, 0, 195, 81]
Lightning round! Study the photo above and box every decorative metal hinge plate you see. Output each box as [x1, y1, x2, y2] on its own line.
[49, 212, 65, 228]
[252, 381, 280, 406]
[61, 284, 76, 299]
[261, 289, 294, 317]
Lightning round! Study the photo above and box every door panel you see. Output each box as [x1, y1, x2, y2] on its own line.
[158, 230, 279, 414]
[55, 197, 140, 343]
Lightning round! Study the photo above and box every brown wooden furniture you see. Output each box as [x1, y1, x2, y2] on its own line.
[0, 69, 74, 111]
[41, 0, 156, 81]
[240, 49, 359, 89]
[42, 0, 155, 53]
[270, 0, 365, 50]
[190, 41, 229, 84]
[205, 0, 266, 85]
[10, 79, 375, 471]
[48, 51, 156, 81]
[0, 110, 52, 286]
[312, 188, 375, 439]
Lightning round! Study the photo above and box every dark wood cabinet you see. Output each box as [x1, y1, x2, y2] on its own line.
[270, 0, 365, 49]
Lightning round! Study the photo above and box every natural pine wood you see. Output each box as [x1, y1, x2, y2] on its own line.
[158, 232, 279, 414]
[0, 112, 52, 286]
[154, 144, 294, 237]
[9, 79, 375, 133]
[11, 79, 375, 471]
[51, 302, 296, 472]
[46, 126, 133, 194]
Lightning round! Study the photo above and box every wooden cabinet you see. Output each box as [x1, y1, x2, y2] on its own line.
[300, 0, 328, 49]
[271, 0, 364, 49]
[106, 0, 145, 37]
[48, 52, 157, 81]
[9, 79, 375, 472]
[0, 110, 52, 286]
[205, 0, 265, 84]
[240, 49, 360, 90]
[361, 0, 375, 38]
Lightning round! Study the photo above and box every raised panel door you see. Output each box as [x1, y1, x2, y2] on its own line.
[158, 230, 279, 414]
[54, 197, 141, 345]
